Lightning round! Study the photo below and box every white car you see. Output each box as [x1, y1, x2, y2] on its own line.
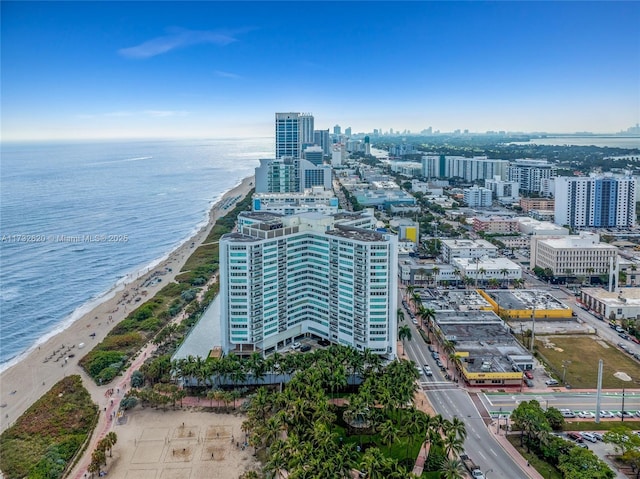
[599, 411, 615, 418]
[291, 342, 301, 350]
[545, 379, 559, 386]
[578, 411, 595, 419]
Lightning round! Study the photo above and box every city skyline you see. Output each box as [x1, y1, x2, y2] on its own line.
[2, 1, 639, 141]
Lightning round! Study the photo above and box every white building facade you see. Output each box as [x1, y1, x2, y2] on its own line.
[220, 211, 398, 357]
[463, 186, 493, 207]
[553, 174, 636, 228]
[533, 233, 618, 277]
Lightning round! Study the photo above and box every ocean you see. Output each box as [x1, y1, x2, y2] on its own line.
[0, 138, 273, 370]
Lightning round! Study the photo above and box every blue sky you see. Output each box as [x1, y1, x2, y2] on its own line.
[2, 1, 639, 140]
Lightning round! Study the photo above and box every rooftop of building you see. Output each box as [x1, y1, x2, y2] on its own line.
[326, 224, 387, 242]
[452, 257, 522, 270]
[420, 290, 493, 311]
[239, 211, 285, 221]
[539, 235, 617, 250]
[483, 289, 571, 311]
[441, 238, 497, 249]
[582, 287, 640, 304]
[435, 311, 532, 373]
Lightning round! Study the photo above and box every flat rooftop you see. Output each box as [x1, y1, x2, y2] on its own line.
[326, 225, 386, 242]
[483, 289, 571, 311]
[583, 287, 640, 305]
[435, 311, 532, 373]
[441, 238, 497, 249]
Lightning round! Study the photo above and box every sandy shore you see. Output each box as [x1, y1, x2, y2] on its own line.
[0, 176, 254, 434]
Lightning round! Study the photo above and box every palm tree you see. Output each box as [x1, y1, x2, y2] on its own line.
[432, 266, 440, 288]
[378, 419, 400, 448]
[105, 431, 117, 457]
[500, 267, 509, 287]
[439, 458, 466, 479]
[360, 447, 387, 479]
[477, 267, 486, 288]
[442, 430, 464, 458]
[406, 284, 415, 302]
[419, 307, 435, 332]
[453, 268, 461, 287]
[449, 416, 467, 442]
[397, 308, 405, 324]
[398, 324, 412, 349]
[410, 292, 422, 313]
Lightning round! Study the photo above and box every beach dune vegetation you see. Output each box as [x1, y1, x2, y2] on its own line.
[0, 375, 97, 479]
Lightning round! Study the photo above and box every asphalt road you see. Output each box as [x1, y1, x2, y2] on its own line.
[480, 391, 640, 416]
[401, 312, 529, 479]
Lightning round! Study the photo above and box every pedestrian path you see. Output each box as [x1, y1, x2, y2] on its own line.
[488, 422, 544, 479]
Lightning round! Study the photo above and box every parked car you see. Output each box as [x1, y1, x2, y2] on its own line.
[631, 336, 640, 344]
[576, 442, 589, 449]
[582, 433, 597, 443]
[427, 345, 435, 352]
[300, 344, 311, 352]
[616, 411, 634, 418]
[599, 411, 615, 418]
[578, 411, 596, 419]
[545, 379, 559, 386]
[432, 351, 440, 360]
[592, 432, 604, 441]
[560, 409, 576, 418]
[435, 359, 444, 368]
[291, 342, 301, 350]
[567, 432, 583, 442]
[317, 338, 330, 346]
[524, 371, 534, 380]
[524, 378, 534, 388]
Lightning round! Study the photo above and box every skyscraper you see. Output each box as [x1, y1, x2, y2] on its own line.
[219, 210, 398, 357]
[554, 174, 636, 228]
[507, 159, 556, 195]
[275, 112, 315, 159]
[275, 112, 300, 159]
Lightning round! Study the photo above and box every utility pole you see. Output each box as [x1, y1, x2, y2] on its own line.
[621, 388, 626, 422]
[529, 306, 536, 353]
[595, 359, 603, 424]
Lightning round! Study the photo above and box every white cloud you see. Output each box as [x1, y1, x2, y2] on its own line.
[214, 70, 241, 79]
[118, 27, 238, 59]
[144, 110, 188, 118]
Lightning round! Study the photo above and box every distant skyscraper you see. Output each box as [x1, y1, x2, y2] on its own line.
[275, 112, 315, 159]
[275, 113, 300, 159]
[508, 159, 556, 195]
[345, 127, 352, 137]
[299, 113, 314, 145]
[333, 124, 341, 136]
[554, 174, 636, 228]
[314, 129, 330, 156]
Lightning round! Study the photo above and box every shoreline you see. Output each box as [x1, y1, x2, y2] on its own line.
[0, 193, 218, 375]
[0, 175, 254, 434]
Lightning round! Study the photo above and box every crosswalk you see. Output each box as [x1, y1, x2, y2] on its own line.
[420, 381, 460, 391]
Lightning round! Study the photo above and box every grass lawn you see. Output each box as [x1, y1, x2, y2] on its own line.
[562, 420, 640, 432]
[506, 435, 563, 479]
[535, 335, 640, 389]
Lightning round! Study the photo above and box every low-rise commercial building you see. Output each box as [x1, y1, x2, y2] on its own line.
[441, 239, 498, 263]
[580, 287, 640, 321]
[451, 257, 522, 285]
[532, 233, 618, 278]
[478, 289, 574, 320]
